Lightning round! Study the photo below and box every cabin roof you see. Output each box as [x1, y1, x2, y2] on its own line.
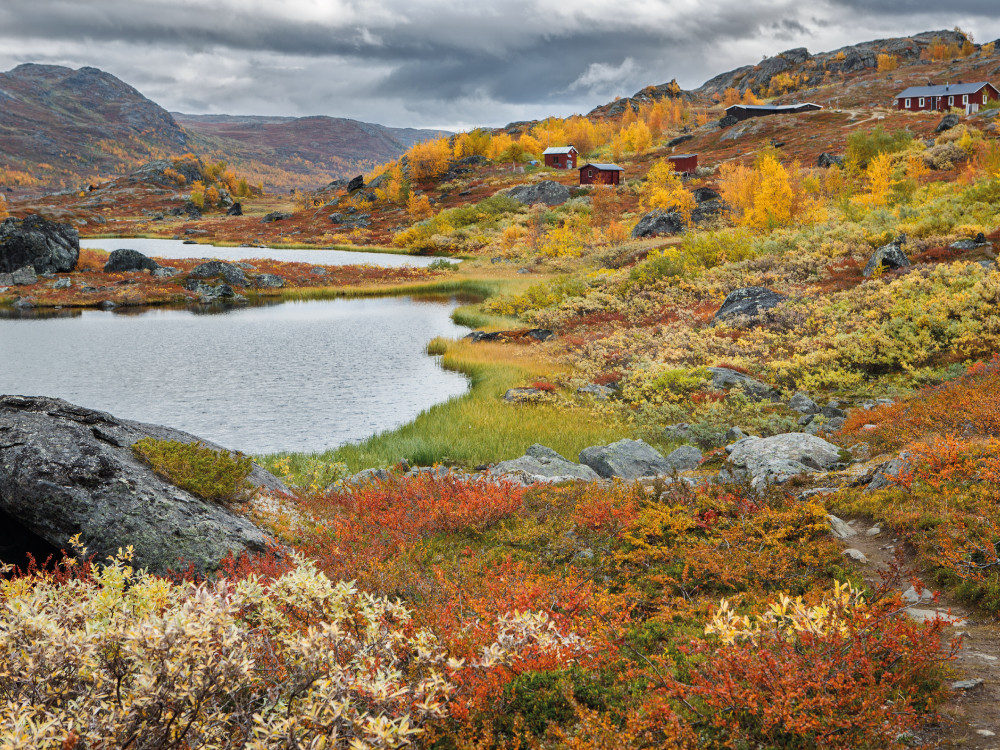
[895, 82, 993, 98]
[668, 153, 697, 159]
[542, 146, 577, 155]
[725, 103, 822, 113]
[579, 162, 624, 171]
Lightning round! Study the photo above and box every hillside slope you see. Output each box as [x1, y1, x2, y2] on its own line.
[0, 64, 187, 190]
[173, 113, 449, 193]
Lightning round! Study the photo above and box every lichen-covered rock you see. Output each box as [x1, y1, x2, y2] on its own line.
[665, 445, 702, 471]
[713, 286, 787, 326]
[579, 439, 673, 479]
[707, 367, 778, 402]
[788, 392, 820, 414]
[725, 433, 845, 489]
[0, 395, 284, 574]
[0, 215, 79, 274]
[187, 260, 248, 287]
[505, 181, 571, 207]
[935, 113, 960, 133]
[489, 444, 599, 483]
[104, 248, 160, 273]
[631, 209, 684, 238]
[253, 274, 285, 288]
[863, 242, 910, 277]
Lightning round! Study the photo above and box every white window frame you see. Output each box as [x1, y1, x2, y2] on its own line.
[984, 93, 989, 104]
[949, 96, 955, 106]
[963, 94, 969, 104]
[918, 97, 925, 107]
[588, 169, 594, 178]
[905, 98, 911, 108]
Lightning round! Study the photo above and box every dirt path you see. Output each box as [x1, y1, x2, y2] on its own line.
[835, 518, 1000, 747]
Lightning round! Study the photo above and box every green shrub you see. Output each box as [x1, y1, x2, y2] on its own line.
[845, 125, 913, 172]
[132, 437, 255, 505]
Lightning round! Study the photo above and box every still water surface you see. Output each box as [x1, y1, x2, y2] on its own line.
[80, 238, 446, 268]
[0, 297, 469, 454]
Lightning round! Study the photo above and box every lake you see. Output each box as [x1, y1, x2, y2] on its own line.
[0, 297, 470, 454]
[80, 237, 449, 268]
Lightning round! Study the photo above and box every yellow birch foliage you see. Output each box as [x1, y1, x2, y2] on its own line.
[639, 161, 696, 223]
[407, 137, 453, 182]
[0, 195, 7, 220]
[856, 152, 896, 208]
[407, 194, 434, 220]
[719, 150, 823, 230]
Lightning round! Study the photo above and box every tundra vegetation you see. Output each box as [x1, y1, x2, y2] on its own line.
[5, 31, 1000, 748]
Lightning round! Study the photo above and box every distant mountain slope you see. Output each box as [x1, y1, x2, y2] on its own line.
[172, 113, 449, 192]
[0, 64, 449, 195]
[0, 63, 187, 189]
[588, 29, 969, 116]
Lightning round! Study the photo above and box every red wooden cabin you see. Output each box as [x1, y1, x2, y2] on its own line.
[579, 163, 623, 185]
[668, 153, 698, 174]
[895, 82, 999, 113]
[543, 146, 578, 169]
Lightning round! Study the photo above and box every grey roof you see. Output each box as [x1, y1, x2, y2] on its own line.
[725, 103, 822, 112]
[542, 146, 577, 155]
[579, 162, 624, 171]
[668, 153, 698, 159]
[895, 82, 993, 99]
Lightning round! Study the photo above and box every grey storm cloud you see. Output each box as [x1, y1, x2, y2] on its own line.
[1, 0, 999, 129]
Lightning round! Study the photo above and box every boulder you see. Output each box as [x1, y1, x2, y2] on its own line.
[691, 200, 726, 223]
[665, 445, 702, 471]
[866, 453, 912, 491]
[344, 468, 391, 486]
[227, 202, 243, 216]
[262, 211, 292, 223]
[667, 134, 694, 147]
[712, 286, 787, 326]
[329, 213, 344, 224]
[187, 260, 248, 287]
[503, 387, 544, 402]
[579, 439, 673, 479]
[827, 514, 857, 539]
[53, 277, 71, 289]
[935, 113, 961, 133]
[631, 209, 684, 238]
[103, 248, 160, 273]
[347, 175, 365, 192]
[489, 444, 599, 483]
[817, 152, 844, 168]
[577, 384, 615, 400]
[663, 423, 691, 440]
[725, 433, 844, 489]
[718, 114, 739, 128]
[863, 241, 910, 277]
[693, 187, 720, 203]
[253, 274, 285, 288]
[788, 392, 820, 414]
[949, 232, 992, 250]
[0, 395, 283, 574]
[506, 181, 571, 207]
[151, 266, 179, 278]
[0, 265, 38, 286]
[707, 367, 778, 402]
[0, 215, 79, 274]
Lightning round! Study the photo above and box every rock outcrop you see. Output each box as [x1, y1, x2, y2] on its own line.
[489, 444, 599, 483]
[632, 209, 684, 238]
[707, 367, 778, 402]
[579, 439, 674, 479]
[0, 215, 79, 274]
[0, 395, 284, 573]
[863, 241, 910, 277]
[103, 248, 160, 273]
[724, 433, 844, 489]
[187, 260, 249, 287]
[712, 287, 787, 326]
[506, 181, 571, 207]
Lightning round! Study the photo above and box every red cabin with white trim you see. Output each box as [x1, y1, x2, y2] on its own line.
[579, 163, 623, 185]
[543, 146, 578, 169]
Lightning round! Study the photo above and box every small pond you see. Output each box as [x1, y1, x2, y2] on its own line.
[0, 296, 470, 454]
[80, 237, 449, 268]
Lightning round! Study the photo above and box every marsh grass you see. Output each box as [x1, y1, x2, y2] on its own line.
[265, 338, 634, 474]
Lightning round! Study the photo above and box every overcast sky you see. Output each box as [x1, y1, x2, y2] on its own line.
[1, 1, 999, 131]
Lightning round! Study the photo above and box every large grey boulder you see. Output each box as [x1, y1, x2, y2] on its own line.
[506, 181, 571, 207]
[0, 265, 38, 286]
[817, 153, 844, 168]
[632, 209, 684, 238]
[713, 287, 787, 326]
[866, 453, 913, 491]
[188, 260, 248, 287]
[579, 439, 673, 479]
[707, 367, 778, 402]
[665, 445, 702, 471]
[788, 392, 820, 414]
[489, 444, 599, 483]
[863, 242, 910, 277]
[104, 248, 160, 273]
[0, 395, 284, 574]
[935, 113, 961, 133]
[725, 433, 844, 489]
[0, 215, 79, 274]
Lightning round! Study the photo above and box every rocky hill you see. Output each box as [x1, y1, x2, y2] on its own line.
[0, 64, 188, 190]
[588, 29, 972, 117]
[0, 64, 448, 195]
